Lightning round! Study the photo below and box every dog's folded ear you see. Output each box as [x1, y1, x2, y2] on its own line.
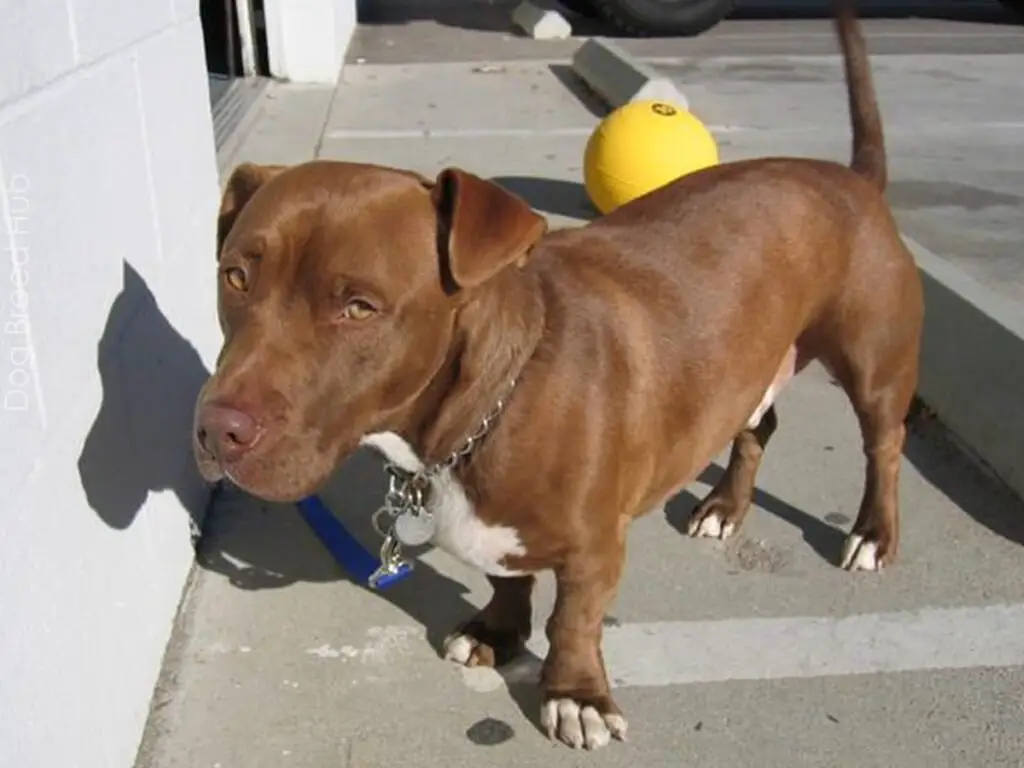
[217, 163, 288, 258]
[431, 167, 547, 292]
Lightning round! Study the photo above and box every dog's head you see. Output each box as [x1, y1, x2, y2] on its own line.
[193, 160, 546, 501]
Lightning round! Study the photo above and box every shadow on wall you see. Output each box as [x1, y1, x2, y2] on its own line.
[78, 261, 212, 541]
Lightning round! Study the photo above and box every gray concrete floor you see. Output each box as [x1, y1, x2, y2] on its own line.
[139, 6, 1024, 766]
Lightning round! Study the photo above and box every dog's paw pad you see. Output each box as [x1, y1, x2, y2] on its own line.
[687, 509, 736, 540]
[840, 533, 883, 572]
[540, 698, 627, 750]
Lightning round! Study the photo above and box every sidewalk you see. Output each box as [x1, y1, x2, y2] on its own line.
[138, 41, 1024, 768]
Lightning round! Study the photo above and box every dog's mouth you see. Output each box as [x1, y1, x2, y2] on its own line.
[192, 428, 342, 503]
[193, 434, 229, 486]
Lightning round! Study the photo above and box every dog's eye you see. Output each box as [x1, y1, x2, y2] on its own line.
[223, 266, 248, 292]
[341, 298, 377, 321]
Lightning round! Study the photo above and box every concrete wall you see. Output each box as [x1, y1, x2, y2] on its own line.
[265, 0, 358, 83]
[0, 1, 222, 766]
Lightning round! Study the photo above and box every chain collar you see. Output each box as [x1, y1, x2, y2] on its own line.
[368, 377, 518, 586]
[398, 377, 516, 475]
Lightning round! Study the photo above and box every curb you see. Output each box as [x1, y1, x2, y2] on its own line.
[513, 0, 573, 40]
[571, 37, 689, 109]
[903, 236, 1024, 500]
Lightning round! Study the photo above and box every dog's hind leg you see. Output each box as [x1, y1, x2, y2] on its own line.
[687, 404, 779, 540]
[825, 248, 923, 572]
[830, 333, 920, 572]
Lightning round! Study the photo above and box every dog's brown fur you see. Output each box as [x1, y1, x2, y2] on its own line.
[195, 0, 922, 749]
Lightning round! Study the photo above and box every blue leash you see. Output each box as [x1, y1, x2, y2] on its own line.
[296, 495, 413, 589]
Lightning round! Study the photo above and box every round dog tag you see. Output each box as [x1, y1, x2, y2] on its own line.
[393, 511, 436, 547]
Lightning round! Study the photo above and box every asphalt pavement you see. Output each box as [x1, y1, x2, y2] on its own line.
[138, 4, 1024, 766]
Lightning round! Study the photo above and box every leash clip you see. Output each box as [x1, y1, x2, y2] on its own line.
[368, 533, 413, 589]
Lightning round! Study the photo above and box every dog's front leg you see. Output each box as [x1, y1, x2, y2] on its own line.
[540, 544, 628, 750]
[443, 574, 534, 667]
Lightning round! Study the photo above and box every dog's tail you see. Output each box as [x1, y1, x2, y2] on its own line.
[834, 0, 887, 191]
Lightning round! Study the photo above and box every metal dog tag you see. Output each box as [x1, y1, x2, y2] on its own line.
[393, 510, 436, 547]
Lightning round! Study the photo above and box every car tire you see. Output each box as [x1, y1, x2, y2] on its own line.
[592, 0, 735, 36]
[557, 0, 599, 15]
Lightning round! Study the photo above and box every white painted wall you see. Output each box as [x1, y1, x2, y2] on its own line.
[264, 0, 359, 83]
[0, 1, 222, 766]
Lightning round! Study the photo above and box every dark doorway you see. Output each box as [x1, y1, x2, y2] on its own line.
[201, 0, 245, 108]
[199, 0, 271, 152]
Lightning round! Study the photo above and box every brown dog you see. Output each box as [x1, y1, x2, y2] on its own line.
[194, 0, 922, 751]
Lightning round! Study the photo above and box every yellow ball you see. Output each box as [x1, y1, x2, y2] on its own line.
[583, 99, 719, 215]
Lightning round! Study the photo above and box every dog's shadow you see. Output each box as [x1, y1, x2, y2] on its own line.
[902, 404, 1024, 548]
[664, 462, 848, 562]
[662, 409, 1024, 565]
[196, 449, 486, 656]
[78, 261, 211, 539]
[197, 454, 553, 738]
[491, 175, 598, 223]
[486, 457, 850, 739]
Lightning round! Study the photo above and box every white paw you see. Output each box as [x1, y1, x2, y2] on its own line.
[442, 633, 476, 665]
[840, 533, 882, 572]
[540, 698, 628, 750]
[687, 510, 736, 540]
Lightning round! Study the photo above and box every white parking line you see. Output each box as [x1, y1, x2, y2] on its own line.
[324, 126, 596, 140]
[513, 603, 1024, 688]
[325, 123, 1024, 142]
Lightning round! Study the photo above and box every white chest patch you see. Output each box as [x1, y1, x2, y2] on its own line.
[359, 432, 527, 577]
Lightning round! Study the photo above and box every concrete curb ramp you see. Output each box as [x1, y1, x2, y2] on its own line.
[571, 40, 1024, 501]
[572, 37, 689, 108]
[513, 0, 574, 39]
[907, 238, 1024, 499]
